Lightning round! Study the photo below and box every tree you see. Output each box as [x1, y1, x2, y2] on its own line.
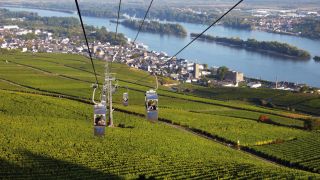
[217, 66, 229, 80]
[21, 33, 36, 41]
[314, 56, 320, 62]
[203, 64, 208, 70]
[304, 118, 320, 130]
[300, 86, 309, 93]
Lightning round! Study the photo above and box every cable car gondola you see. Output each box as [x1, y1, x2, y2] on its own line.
[94, 103, 107, 136]
[92, 84, 107, 136]
[145, 89, 158, 121]
[123, 92, 129, 106]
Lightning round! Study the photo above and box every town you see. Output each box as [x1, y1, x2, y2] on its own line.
[170, 7, 320, 38]
[1, 24, 319, 94]
[248, 8, 320, 36]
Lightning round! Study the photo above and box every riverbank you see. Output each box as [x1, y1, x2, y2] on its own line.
[0, 5, 75, 14]
[113, 19, 187, 37]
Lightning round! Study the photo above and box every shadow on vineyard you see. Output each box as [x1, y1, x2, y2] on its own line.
[0, 150, 121, 179]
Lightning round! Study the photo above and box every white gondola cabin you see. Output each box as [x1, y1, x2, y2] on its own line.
[145, 90, 158, 121]
[123, 92, 129, 106]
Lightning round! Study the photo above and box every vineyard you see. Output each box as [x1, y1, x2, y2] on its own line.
[180, 84, 320, 116]
[0, 52, 319, 178]
[254, 133, 320, 173]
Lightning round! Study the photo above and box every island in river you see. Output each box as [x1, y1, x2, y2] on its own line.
[115, 19, 187, 37]
[191, 33, 311, 60]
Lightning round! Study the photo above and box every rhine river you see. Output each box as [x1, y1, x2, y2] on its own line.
[2, 7, 320, 87]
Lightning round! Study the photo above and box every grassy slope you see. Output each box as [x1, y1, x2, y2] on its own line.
[0, 52, 319, 175]
[183, 84, 320, 116]
[2, 53, 313, 119]
[1, 91, 317, 179]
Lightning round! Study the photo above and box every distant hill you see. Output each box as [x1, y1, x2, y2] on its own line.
[2, 0, 320, 8]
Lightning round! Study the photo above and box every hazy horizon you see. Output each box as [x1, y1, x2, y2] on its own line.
[1, 0, 320, 9]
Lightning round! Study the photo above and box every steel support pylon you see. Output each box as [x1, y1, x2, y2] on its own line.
[103, 61, 116, 127]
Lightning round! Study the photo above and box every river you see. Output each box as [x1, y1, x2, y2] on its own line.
[2, 6, 320, 87]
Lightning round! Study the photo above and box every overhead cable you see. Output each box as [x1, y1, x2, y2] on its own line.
[75, 0, 100, 85]
[169, 0, 244, 61]
[115, 0, 122, 41]
[133, 0, 154, 43]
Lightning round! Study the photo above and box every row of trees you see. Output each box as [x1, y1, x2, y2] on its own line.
[121, 19, 187, 36]
[124, 8, 216, 24]
[123, 7, 254, 30]
[292, 18, 320, 39]
[85, 26, 127, 45]
[80, 9, 119, 18]
[259, 115, 320, 131]
[304, 118, 320, 130]
[222, 18, 253, 30]
[191, 33, 311, 59]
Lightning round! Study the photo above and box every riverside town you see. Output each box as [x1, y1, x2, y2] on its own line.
[1, 24, 319, 93]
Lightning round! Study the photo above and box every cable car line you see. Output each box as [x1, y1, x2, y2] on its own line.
[111, 0, 122, 70]
[75, 0, 108, 136]
[74, 0, 244, 134]
[132, 73, 154, 84]
[74, 0, 99, 85]
[168, 0, 243, 61]
[115, 0, 122, 42]
[133, 0, 154, 43]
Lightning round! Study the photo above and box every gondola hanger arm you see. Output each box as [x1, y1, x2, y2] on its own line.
[92, 84, 99, 105]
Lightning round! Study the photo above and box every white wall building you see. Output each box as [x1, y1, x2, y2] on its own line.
[3, 25, 19, 30]
[248, 82, 262, 88]
[21, 48, 28, 52]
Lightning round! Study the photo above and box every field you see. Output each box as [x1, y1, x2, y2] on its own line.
[180, 84, 320, 116]
[0, 52, 319, 178]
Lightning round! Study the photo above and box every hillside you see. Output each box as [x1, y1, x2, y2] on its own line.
[178, 83, 320, 116]
[0, 52, 319, 178]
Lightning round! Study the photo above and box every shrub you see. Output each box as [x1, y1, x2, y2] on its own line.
[258, 115, 270, 122]
[304, 118, 320, 130]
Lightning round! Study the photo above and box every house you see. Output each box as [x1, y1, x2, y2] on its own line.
[61, 38, 70, 44]
[3, 25, 19, 30]
[21, 48, 28, 52]
[170, 74, 179, 80]
[225, 71, 244, 83]
[34, 29, 41, 35]
[248, 82, 262, 88]
[185, 79, 192, 83]
[1, 43, 8, 48]
[16, 30, 30, 35]
[222, 82, 239, 87]
[194, 63, 201, 79]
[201, 71, 211, 76]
